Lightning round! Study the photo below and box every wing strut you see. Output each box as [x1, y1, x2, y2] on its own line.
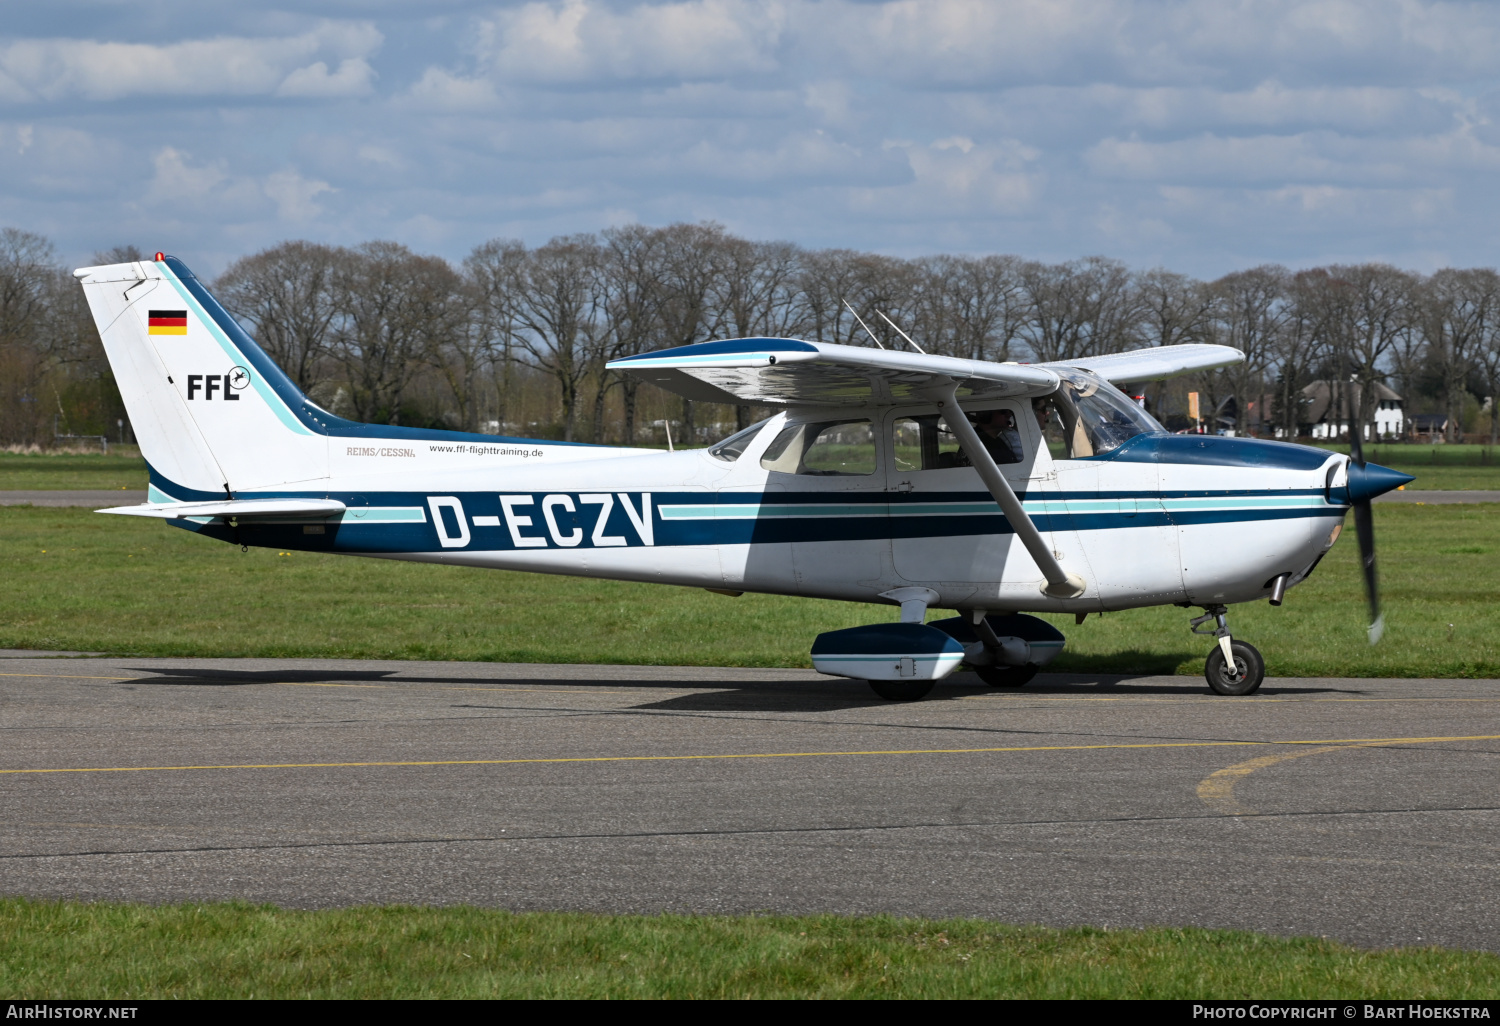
[935, 385, 1086, 600]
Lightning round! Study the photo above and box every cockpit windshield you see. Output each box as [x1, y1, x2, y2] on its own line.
[1038, 368, 1165, 458]
[708, 418, 771, 461]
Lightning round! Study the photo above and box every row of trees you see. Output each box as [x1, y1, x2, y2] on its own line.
[4, 222, 1500, 448]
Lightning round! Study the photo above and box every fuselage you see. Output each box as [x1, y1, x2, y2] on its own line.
[159, 408, 1348, 616]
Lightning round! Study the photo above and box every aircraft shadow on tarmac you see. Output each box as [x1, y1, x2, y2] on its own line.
[631, 676, 1364, 712]
[123, 666, 1366, 713]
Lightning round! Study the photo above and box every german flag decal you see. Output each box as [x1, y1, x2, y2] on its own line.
[148, 310, 188, 335]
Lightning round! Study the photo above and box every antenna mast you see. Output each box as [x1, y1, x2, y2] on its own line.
[841, 300, 885, 349]
[877, 310, 927, 354]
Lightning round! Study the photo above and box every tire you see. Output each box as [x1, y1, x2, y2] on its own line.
[975, 664, 1039, 688]
[1205, 640, 1265, 696]
[868, 678, 936, 701]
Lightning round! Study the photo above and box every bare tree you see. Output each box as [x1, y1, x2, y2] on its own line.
[712, 237, 806, 428]
[331, 242, 465, 426]
[653, 222, 730, 441]
[465, 238, 527, 434]
[1421, 268, 1498, 443]
[599, 225, 668, 443]
[923, 254, 1029, 362]
[92, 245, 145, 265]
[1017, 256, 1141, 362]
[1206, 266, 1287, 436]
[1337, 264, 1418, 443]
[510, 234, 605, 442]
[0, 228, 56, 353]
[1272, 271, 1328, 439]
[216, 241, 343, 394]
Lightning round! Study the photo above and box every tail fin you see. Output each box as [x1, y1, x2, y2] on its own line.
[75, 255, 327, 497]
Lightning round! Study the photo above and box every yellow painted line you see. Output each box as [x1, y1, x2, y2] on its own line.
[1197, 741, 1404, 816]
[3, 734, 1498, 778]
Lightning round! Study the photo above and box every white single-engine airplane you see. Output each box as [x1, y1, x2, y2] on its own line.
[77, 255, 1412, 700]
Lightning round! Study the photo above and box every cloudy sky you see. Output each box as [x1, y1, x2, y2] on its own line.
[4, 0, 1500, 277]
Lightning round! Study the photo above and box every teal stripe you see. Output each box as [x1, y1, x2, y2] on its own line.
[618, 352, 782, 367]
[341, 507, 426, 524]
[661, 495, 1331, 521]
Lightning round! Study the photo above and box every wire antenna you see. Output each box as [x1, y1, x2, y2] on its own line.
[877, 310, 927, 354]
[842, 300, 885, 349]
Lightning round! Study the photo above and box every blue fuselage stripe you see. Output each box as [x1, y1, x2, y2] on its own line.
[168, 486, 1346, 554]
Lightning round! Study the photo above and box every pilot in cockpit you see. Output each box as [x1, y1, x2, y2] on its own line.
[955, 408, 1024, 466]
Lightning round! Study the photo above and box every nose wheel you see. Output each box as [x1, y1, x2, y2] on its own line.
[1204, 639, 1265, 695]
[1191, 605, 1265, 696]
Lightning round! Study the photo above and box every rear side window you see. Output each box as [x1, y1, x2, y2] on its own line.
[760, 419, 876, 476]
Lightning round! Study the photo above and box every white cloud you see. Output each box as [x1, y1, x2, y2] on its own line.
[877, 136, 1043, 214]
[9, 0, 1500, 275]
[143, 148, 333, 223]
[264, 170, 335, 221]
[475, 0, 786, 82]
[0, 21, 381, 102]
[1088, 126, 1500, 186]
[404, 67, 502, 110]
[276, 58, 377, 99]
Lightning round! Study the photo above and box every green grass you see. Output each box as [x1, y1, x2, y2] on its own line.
[1, 900, 1496, 999]
[3, 503, 1500, 676]
[1379, 465, 1500, 490]
[0, 451, 146, 491]
[1311, 444, 1500, 490]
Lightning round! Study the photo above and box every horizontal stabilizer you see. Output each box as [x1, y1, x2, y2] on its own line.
[97, 498, 347, 520]
[608, 337, 1060, 407]
[1049, 344, 1244, 384]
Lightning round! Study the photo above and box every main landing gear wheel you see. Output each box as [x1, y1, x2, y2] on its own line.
[1205, 640, 1265, 696]
[975, 664, 1039, 688]
[868, 679, 936, 701]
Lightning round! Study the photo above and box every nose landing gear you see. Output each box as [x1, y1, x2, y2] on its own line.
[1191, 605, 1265, 695]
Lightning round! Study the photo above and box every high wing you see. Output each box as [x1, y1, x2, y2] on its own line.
[1041, 343, 1244, 384]
[97, 498, 347, 520]
[608, 337, 1243, 406]
[607, 337, 1059, 407]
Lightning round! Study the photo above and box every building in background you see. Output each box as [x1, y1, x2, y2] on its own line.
[1298, 381, 1405, 441]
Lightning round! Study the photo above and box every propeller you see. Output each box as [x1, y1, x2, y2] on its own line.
[1343, 405, 1414, 645]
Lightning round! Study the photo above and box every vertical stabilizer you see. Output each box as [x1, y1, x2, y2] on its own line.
[75, 255, 328, 497]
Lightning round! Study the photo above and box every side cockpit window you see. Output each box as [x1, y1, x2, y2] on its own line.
[893, 410, 1024, 470]
[760, 419, 876, 476]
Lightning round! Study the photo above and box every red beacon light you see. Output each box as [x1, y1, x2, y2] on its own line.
[154, 252, 165, 262]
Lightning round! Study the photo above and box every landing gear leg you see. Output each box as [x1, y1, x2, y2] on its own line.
[971, 613, 1038, 687]
[1191, 605, 1265, 696]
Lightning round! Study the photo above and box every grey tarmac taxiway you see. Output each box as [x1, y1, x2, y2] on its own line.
[1, 654, 1497, 951]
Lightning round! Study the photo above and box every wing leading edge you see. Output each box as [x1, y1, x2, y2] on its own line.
[610, 338, 1244, 407]
[607, 337, 1060, 407]
[1041, 344, 1244, 385]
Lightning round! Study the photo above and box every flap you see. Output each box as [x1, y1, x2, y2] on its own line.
[96, 498, 347, 520]
[1048, 344, 1244, 384]
[608, 337, 1060, 407]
